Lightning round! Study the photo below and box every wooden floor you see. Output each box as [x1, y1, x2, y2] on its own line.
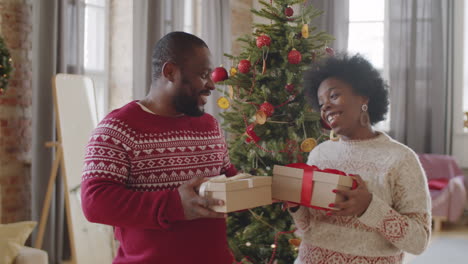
[405, 212, 468, 263]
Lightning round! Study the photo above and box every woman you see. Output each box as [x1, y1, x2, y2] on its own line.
[289, 53, 431, 263]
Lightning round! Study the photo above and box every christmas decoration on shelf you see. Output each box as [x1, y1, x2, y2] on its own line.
[214, 0, 334, 262]
[0, 35, 13, 96]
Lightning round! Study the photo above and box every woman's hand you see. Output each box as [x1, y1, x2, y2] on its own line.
[327, 174, 372, 217]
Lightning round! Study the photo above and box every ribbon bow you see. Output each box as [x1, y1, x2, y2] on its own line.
[286, 163, 358, 210]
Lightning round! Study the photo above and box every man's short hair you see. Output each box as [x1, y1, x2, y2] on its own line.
[151, 31, 208, 80]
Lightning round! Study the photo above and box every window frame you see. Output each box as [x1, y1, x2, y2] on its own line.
[83, 0, 109, 120]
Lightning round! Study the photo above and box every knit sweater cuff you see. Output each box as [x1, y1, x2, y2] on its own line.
[165, 190, 186, 222]
[358, 194, 391, 228]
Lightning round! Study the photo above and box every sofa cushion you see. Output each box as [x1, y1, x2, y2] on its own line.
[14, 246, 48, 264]
[428, 178, 450, 190]
[0, 221, 37, 264]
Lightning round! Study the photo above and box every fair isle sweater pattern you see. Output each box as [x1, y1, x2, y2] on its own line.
[291, 132, 431, 264]
[82, 117, 234, 191]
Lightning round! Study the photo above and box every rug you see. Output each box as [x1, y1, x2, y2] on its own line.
[409, 237, 468, 264]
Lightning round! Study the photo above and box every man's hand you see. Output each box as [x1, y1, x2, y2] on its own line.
[178, 176, 226, 220]
[327, 174, 372, 217]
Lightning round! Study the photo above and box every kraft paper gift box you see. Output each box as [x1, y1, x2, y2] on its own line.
[272, 163, 357, 210]
[198, 174, 272, 213]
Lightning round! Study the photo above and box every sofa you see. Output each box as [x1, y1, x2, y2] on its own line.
[0, 190, 48, 264]
[418, 154, 467, 231]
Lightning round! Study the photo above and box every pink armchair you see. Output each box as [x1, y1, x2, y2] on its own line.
[418, 154, 467, 231]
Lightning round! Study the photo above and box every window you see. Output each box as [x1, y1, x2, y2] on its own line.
[84, 0, 108, 120]
[464, 0, 468, 132]
[347, 0, 389, 131]
[162, 0, 200, 35]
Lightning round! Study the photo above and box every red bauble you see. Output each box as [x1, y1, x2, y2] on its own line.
[285, 83, 295, 93]
[325, 47, 335, 56]
[256, 35, 271, 48]
[245, 124, 260, 143]
[238, 59, 251, 74]
[284, 7, 294, 17]
[288, 49, 302, 64]
[260, 102, 275, 117]
[211, 67, 228, 83]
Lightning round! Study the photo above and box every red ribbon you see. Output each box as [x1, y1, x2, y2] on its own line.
[286, 163, 358, 210]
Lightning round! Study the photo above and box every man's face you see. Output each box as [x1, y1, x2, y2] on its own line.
[172, 46, 215, 117]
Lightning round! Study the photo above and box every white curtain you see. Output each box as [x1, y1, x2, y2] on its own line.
[32, 0, 84, 262]
[200, 0, 232, 120]
[307, 0, 349, 51]
[388, 0, 453, 154]
[132, 0, 185, 100]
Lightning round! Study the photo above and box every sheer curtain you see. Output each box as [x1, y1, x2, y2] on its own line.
[32, 0, 84, 262]
[388, 0, 453, 154]
[307, 0, 349, 51]
[133, 0, 163, 99]
[200, 0, 231, 119]
[132, 0, 185, 100]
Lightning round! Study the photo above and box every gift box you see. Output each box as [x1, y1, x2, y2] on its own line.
[199, 174, 272, 213]
[272, 163, 357, 210]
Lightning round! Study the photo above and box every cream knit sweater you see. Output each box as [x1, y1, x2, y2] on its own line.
[290, 132, 431, 264]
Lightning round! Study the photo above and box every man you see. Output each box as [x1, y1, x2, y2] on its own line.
[81, 32, 237, 264]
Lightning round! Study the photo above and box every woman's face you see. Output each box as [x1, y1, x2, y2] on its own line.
[317, 77, 368, 140]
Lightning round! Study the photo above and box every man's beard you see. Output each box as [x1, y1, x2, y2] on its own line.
[173, 95, 204, 117]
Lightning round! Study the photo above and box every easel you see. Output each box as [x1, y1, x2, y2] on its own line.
[34, 76, 77, 264]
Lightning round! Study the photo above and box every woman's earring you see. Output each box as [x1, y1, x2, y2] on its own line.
[330, 129, 340, 141]
[360, 104, 370, 127]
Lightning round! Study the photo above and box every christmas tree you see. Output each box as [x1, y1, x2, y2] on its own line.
[0, 35, 13, 95]
[211, 0, 334, 263]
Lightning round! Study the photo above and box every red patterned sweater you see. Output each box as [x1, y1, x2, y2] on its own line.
[81, 101, 237, 264]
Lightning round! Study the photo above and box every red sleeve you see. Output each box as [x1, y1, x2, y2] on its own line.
[80, 126, 185, 229]
[216, 119, 238, 177]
